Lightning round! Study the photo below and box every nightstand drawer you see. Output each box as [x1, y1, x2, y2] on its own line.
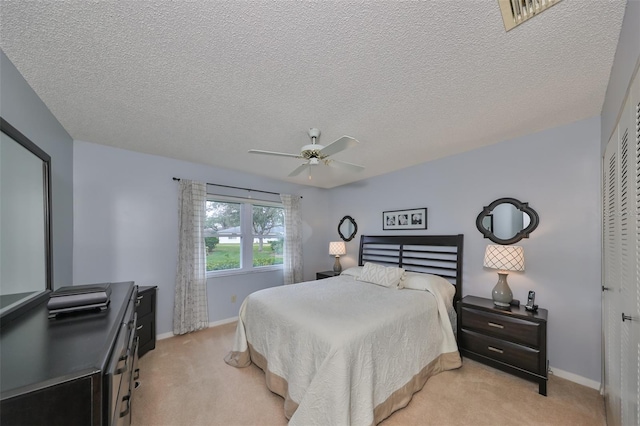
[460, 329, 540, 373]
[316, 271, 338, 280]
[460, 306, 540, 347]
[136, 290, 154, 317]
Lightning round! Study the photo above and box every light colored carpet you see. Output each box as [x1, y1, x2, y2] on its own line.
[132, 322, 605, 426]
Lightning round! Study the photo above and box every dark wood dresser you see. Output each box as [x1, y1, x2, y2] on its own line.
[136, 285, 157, 358]
[457, 295, 548, 395]
[0, 282, 139, 425]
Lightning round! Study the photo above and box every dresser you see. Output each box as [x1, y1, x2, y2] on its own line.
[136, 286, 157, 358]
[457, 295, 548, 395]
[0, 282, 139, 425]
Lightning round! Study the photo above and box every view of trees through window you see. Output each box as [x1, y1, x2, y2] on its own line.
[205, 200, 284, 272]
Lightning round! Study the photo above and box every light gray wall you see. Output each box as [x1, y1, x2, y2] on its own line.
[73, 140, 330, 335]
[327, 116, 602, 383]
[0, 49, 74, 289]
[601, 0, 640, 152]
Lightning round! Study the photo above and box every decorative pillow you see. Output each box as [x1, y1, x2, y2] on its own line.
[340, 266, 363, 278]
[402, 272, 455, 300]
[357, 262, 405, 288]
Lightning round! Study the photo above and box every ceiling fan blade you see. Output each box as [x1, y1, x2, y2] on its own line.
[319, 136, 358, 158]
[327, 159, 365, 173]
[288, 163, 311, 177]
[248, 149, 302, 159]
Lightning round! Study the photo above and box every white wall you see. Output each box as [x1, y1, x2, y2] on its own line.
[601, 0, 640, 153]
[327, 116, 602, 384]
[73, 140, 330, 335]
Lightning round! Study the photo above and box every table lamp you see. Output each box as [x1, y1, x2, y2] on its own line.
[329, 241, 347, 273]
[483, 244, 525, 307]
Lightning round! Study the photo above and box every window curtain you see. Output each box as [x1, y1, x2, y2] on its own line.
[280, 194, 303, 285]
[174, 179, 209, 335]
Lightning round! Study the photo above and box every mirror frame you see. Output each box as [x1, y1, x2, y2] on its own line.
[338, 215, 358, 242]
[476, 197, 539, 245]
[0, 117, 53, 327]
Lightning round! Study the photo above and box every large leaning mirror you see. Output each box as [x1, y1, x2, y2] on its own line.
[476, 197, 539, 245]
[0, 117, 53, 326]
[338, 215, 357, 241]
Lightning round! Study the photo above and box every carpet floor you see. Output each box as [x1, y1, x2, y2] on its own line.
[132, 322, 605, 426]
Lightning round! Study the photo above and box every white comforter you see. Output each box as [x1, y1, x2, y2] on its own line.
[225, 275, 461, 426]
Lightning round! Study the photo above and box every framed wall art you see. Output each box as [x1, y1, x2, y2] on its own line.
[382, 208, 427, 230]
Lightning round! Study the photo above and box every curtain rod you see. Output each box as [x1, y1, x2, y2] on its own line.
[172, 177, 302, 198]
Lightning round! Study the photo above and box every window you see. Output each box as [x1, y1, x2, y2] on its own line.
[205, 197, 284, 274]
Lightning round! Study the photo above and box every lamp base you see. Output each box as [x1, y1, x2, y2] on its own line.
[333, 256, 342, 274]
[492, 272, 513, 307]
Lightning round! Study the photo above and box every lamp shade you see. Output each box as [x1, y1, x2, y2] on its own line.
[329, 241, 346, 256]
[483, 245, 525, 272]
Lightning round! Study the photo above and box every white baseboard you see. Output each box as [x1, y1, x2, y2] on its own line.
[157, 316, 239, 341]
[549, 366, 601, 391]
[209, 316, 239, 328]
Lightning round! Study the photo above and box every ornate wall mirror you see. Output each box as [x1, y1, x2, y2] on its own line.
[0, 117, 53, 326]
[338, 215, 357, 241]
[476, 198, 539, 245]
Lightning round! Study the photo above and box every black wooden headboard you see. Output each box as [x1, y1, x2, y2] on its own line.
[358, 234, 464, 303]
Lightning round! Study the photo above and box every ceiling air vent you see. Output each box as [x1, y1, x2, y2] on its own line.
[498, 0, 562, 31]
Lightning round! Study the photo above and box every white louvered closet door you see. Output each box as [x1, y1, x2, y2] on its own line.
[603, 67, 640, 426]
[622, 67, 639, 426]
[604, 123, 622, 426]
[620, 71, 640, 426]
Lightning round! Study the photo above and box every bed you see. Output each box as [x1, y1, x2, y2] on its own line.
[224, 234, 464, 425]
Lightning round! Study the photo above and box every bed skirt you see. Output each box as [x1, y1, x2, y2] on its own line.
[225, 344, 461, 425]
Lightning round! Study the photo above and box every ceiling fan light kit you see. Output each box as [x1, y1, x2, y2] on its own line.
[249, 128, 364, 179]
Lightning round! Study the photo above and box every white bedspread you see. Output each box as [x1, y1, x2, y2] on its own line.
[225, 275, 461, 426]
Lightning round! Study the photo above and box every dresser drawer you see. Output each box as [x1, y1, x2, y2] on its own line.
[460, 329, 541, 374]
[460, 306, 540, 347]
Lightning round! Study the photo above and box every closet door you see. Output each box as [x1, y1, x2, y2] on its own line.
[604, 68, 640, 426]
[603, 124, 622, 426]
[618, 75, 640, 425]
[619, 69, 639, 426]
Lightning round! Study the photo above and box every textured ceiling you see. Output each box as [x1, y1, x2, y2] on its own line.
[0, 1, 626, 188]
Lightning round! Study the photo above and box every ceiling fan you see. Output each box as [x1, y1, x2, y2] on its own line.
[248, 128, 364, 178]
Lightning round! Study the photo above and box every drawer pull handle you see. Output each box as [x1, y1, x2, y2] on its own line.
[120, 394, 131, 417]
[488, 346, 504, 354]
[136, 324, 143, 330]
[488, 322, 504, 329]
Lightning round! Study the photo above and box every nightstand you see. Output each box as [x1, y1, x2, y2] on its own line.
[457, 295, 548, 395]
[316, 271, 339, 280]
[136, 285, 158, 358]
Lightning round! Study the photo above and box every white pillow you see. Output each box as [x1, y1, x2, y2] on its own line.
[357, 262, 405, 288]
[402, 272, 455, 300]
[340, 266, 363, 278]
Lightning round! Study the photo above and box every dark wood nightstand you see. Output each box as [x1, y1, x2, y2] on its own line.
[457, 295, 548, 395]
[316, 271, 339, 280]
[136, 285, 158, 358]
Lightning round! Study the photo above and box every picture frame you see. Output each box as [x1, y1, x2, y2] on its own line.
[382, 208, 427, 230]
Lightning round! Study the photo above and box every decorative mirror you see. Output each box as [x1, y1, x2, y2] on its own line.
[0, 117, 53, 326]
[338, 215, 357, 242]
[476, 198, 539, 245]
